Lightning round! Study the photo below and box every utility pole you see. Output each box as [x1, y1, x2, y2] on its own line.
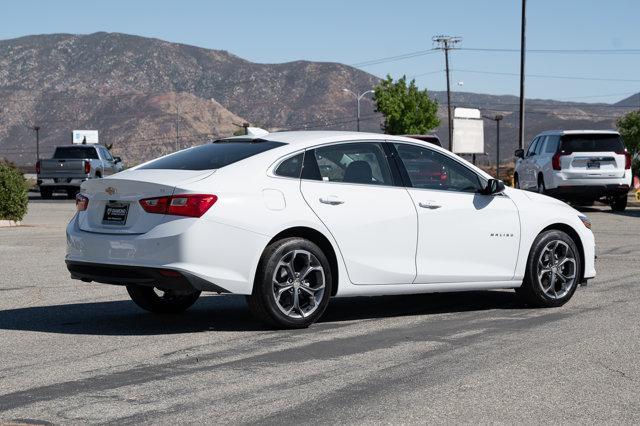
[518, 0, 527, 150]
[33, 126, 40, 165]
[433, 35, 462, 151]
[342, 88, 375, 131]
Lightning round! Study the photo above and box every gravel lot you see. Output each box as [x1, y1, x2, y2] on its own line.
[1, 197, 639, 424]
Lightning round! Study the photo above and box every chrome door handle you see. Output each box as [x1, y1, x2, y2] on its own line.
[418, 201, 441, 209]
[319, 197, 344, 205]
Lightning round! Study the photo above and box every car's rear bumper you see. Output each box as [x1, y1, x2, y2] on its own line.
[38, 177, 88, 189]
[546, 184, 630, 200]
[65, 214, 269, 295]
[66, 260, 229, 293]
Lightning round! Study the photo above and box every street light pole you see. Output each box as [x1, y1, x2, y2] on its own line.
[33, 126, 40, 165]
[342, 88, 375, 131]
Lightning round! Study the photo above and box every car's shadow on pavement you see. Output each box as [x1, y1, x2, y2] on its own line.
[0, 290, 524, 335]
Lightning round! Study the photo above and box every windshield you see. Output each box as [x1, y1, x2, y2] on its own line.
[560, 134, 624, 152]
[138, 141, 285, 170]
[53, 146, 99, 159]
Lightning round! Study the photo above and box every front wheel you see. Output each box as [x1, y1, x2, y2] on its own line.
[247, 238, 333, 329]
[611, 194, 627, 212]
[126, 285, 200, 314]
[516, 230, 581, 308]
[537, 176, 546, 194]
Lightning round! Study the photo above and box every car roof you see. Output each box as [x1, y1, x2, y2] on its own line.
[247, 130, 432, 148]
[536, 129, 620, 136]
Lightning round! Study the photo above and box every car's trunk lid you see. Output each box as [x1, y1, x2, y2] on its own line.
[77, 169, 215, 234]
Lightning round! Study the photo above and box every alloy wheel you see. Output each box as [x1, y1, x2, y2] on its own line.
[536, 240, 577, 299]
[272, 249, 326, 319]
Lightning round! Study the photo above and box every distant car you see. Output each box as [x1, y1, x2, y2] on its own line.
[37, 145, 123, 199]
[66, 131, 595, 329]
[514, 130, 632, 211]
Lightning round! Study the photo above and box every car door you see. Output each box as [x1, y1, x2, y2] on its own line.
[99, 146, 116, 175]
[531, 136, 547, 186]
[300, 141, 417, 285]
[522, 137, 540, 189]
[391, 142, 520, 283]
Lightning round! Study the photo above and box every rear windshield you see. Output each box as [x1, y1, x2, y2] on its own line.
[53, 146, 99, 159]
[138, 141, 285, 170]
[560, 134, 624, 153]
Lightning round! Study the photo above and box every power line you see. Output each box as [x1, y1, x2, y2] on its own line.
[452, 68, 640, 83]
[350, 49, 438, 67]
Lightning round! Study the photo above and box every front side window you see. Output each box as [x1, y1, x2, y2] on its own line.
[139, 141, 285, 170]
[535, 136, 547, 155]
[526, 138, 539, 157]
[394, 143, 483, 193]
[305, 142, 393, 186]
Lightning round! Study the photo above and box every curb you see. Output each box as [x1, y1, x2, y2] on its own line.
[0, 220, 21, 227]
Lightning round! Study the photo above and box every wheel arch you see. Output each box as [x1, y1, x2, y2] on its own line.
[263, 226, 340, 296]
[539, 223, 585, 282]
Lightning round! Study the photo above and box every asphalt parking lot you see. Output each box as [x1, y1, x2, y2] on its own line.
[1, 196, 639, 424]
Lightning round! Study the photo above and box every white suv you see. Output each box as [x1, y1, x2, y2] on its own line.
[514, 130, 632, 211]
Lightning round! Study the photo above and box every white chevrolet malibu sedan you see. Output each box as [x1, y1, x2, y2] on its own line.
[66, 131, 596, 328]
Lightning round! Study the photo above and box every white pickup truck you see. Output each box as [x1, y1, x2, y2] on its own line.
[514, 130, 632, 211]
[36, 145, 123, 199]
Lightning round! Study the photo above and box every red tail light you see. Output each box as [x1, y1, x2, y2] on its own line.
[552, 151, 571, 171]
[139, 194, 218, 218]
[75, 194, 89, 211]
[35, 160, 41, 174]
[84, 160, 91, 174]
[617, 150, 632, 169]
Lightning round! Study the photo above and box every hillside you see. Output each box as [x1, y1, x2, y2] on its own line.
[0, 32, 636, 166]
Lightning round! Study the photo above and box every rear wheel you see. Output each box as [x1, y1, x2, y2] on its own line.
[40, 187, 53, 199]
[126, 285, 200, 314]
[611, 194, 627, 212]
[517, 230, 581, 308]
[537, 175, 546, 194]
[514, 173, 520, 189]
[247, 238, 332, 329]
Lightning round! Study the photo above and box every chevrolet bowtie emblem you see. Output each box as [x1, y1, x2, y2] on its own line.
[105, 187, 116, 195]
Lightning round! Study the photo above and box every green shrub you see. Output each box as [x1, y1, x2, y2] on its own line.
[0, 161, 28, 222]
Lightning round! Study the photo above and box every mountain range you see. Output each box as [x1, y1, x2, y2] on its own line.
[0, 32, 637, 167]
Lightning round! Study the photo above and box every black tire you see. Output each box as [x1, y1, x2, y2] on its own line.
[126, 285, 201, 314]
[516, 230, 581, 308]
[514, 173, 520, 189]
[40, 187, 53, 199]
[611, 194, 627, 212]
[247, 237, 333, 329]
[537, 175, 546, 194]
[66, 188, 79, 199]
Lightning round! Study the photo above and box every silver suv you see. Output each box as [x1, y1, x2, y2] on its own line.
[514, 130, 632, 211]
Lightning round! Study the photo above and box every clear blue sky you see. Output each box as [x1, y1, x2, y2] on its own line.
[1, 0, 638, 103]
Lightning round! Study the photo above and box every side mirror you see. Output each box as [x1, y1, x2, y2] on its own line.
[514, 149, 524, 159]
[479, 178, 505, 195]
[113, 157, 122, 163]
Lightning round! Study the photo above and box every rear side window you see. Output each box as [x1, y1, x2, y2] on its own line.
[305, 142, 393, 185]
[560, 134, 624, 153]
[53, 147, 99, 159]
[275, 153, 303, 178]
[139, 141, 285, 170]
[544, 136, 560, 153]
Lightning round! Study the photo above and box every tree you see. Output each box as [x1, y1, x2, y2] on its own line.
[373, 75, 440, 135]
[616, 110, 640, 176]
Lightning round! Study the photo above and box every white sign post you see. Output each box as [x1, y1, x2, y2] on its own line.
[452, 108, 484, 154]
[72, 130, 99, 144]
